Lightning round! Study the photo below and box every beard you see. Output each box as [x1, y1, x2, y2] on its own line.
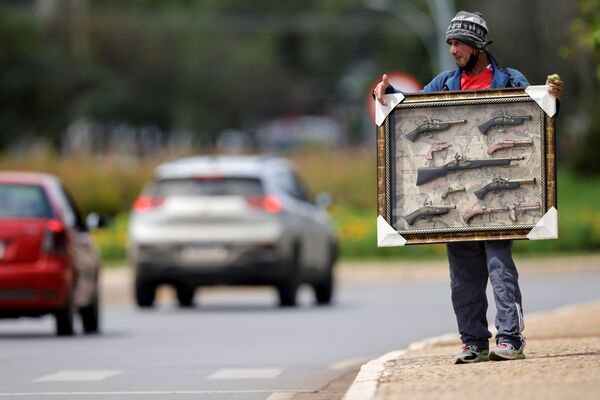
[463, 50, 480, 71]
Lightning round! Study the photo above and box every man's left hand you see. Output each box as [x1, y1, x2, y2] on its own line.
[546, 78, 564, 99]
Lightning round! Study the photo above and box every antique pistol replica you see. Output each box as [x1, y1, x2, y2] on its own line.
[473, 177, 536, 200]
[463, 206, 510, 224]
[441, 186, 466, 199]
[427, 142, 452, 160]
[416, 154, 525, 186]
[463, 202, 541, 224]
[478, 113, 532, 134]
[487, 138, 534, 155]
[404, 204, 456, 225]
[406, 119, 467, 142]
[508, 202, 541, 222]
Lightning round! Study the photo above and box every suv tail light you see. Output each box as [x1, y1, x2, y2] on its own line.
[246, 195, 283, 214]
[133, 195, 164, 211]
[43, 219, 67, 255]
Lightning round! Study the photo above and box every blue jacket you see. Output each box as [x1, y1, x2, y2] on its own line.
[386, 52, 529, 93]
[415, 52, 560, 113]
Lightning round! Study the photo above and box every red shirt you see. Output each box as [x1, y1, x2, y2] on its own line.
[460, 65, 492, 90]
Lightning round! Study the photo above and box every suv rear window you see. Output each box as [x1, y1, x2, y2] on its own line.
[149, 177, 264, 197]
[0, 184, 53, 219]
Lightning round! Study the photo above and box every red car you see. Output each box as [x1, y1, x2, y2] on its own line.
[0, 172, 101, 335]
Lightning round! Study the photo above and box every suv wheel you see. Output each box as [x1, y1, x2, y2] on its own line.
[55, 293, 75, 336]
[277, 249, 300, 307]
[176, 284, 195, 307]
[80, 289, 100, 334]
[313, 267, 334, 305]
[313, 246, 336, 305]
[135, 278, 157, 308]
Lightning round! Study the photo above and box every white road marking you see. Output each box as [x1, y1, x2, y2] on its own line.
[34, 370, 122, 382]
[266, 392, 296, 400]
[328, 357, 371, 371]
[207, 368, 283, 380]
[0, 389, 313, 397]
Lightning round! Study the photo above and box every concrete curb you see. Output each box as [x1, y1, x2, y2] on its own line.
[341, 350, 405, 400]
[341, 334, 456, 400]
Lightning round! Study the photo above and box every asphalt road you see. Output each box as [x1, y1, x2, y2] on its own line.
[1, 259, 600, 400]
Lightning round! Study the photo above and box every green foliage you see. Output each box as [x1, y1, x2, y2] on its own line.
[571, 99, 600, 175]
[563, 0, 600, 175]
[0, 148, 158, 216]
[288, 148, 377, 210]
[567, 0, 600, 175]
[92, 213, 129, 260]
[95, 1, 369, 14]
[570, 0, 600, 80]
[331, 205, 447, 260]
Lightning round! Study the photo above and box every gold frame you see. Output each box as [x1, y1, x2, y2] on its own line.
[377, 88, 556, 245]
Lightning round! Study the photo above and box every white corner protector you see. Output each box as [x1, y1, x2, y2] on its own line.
[375, 93, 405, 126]
[377, 215, 407, 247]
[525, 85, 556, 117]
[527, 206, 558, 240]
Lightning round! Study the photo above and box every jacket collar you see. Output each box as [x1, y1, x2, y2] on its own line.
[445, 52, 509, 90]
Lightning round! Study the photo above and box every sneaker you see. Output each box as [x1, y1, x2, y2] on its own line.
[455, 345, 489, 364]
[489, 342, 525, 361]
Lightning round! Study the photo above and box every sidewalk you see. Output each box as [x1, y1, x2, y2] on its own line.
[343, 301, 600, 400]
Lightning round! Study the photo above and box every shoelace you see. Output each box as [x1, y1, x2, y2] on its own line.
[463, 345, 482, 353]
[498, 343, 518, 351]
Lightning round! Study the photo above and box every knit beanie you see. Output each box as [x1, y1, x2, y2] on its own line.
[445, 11, 493, 50]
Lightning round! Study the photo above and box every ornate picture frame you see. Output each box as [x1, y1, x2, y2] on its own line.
[376, 88, 557, 246]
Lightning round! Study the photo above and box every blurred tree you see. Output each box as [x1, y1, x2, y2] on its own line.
[3, 0, 595, 159]
[567, 0, 600, 175]
[1, 0, 428, 151]
[0, 4, 76, 148]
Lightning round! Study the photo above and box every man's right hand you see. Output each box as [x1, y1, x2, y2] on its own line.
[374, 74, 390, 106]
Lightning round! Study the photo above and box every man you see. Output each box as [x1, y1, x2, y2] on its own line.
[374, 11, 563, 363]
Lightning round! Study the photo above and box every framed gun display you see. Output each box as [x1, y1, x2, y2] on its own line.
[377, 88, 557, 245]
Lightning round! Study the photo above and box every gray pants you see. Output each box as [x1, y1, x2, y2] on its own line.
[447, 240, 524, 349]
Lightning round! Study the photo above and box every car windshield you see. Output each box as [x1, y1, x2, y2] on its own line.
[0, 184, 54, 219]
[149, 177, 264, 197]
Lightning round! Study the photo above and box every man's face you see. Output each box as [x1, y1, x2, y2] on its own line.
[448, 39, 477, 68]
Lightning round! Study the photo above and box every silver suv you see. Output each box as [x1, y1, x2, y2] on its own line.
[128, 155, 337, 307]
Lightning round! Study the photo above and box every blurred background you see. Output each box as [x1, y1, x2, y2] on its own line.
[1, 0, 599, 262]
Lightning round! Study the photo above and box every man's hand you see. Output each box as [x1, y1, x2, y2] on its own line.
[373, 74, 390, 106]
[546, 75, 564, 99]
